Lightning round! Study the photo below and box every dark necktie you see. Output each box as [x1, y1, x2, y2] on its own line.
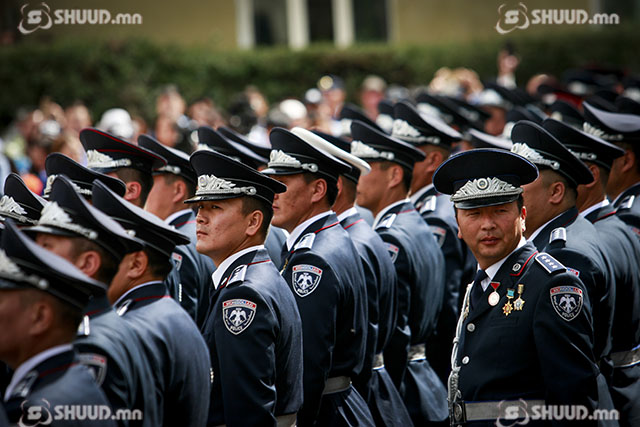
[280, 242, 291, 269]
[470, 269, 488, 310]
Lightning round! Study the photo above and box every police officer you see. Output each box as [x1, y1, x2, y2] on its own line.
[544, 118, 640, 426]
[197, 126, 290, 267]
[91, 181, 211, 427]
[1, 220, 116, 426]
[392, 101, 477, 385]
[582, 102, 640, 235]
[293, 127, 413, 426]
[352, 119, 448, 425]
[511, 121, 616, 367]
[186, 149, 303, 426]
[139, 134, 215, 327]
[27, 175, 157, 426]
[263, 127, 373, 426]
[80, 128, 167, 208]
[434, 148, 601, 426]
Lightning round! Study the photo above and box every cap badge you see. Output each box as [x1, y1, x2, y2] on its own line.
[196, 174, 257, 197]
[38, 201, 99, 240]
[582, 122, 623, 142]
[350, 140, 395, 161]
[0, 249, 48, 288]
[44, 175, 91, 197]
[268, 150, 318, 173]
[0, 195, 34, 224]
[86, 150, 132, 169]
[451, 177, 522, 203]
[392, 119, 428, 143]
[511, 143, 560, 170]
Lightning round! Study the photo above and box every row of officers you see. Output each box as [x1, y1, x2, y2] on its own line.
[0, 97, 639, 426]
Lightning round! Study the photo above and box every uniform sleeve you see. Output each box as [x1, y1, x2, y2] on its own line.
[379, 232, 411, 389]
[533, 273, 600, 426]
[214, 285, 278, 427]
[164, 245, 200, 322]
[283, 252, 338, 425]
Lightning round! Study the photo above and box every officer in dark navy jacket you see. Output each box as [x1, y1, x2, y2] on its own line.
[263, 127, 373, 426]
[26, 175, 157, 426]
[544, 118, 640, 427]
[295, 128, 413, 426]
[80, 127, 167, 208]
[1, 220, 116, 426]
[392, 101, 477, 385]
[139, 134, 215, 327]
[434, 148, 601, 426]
[582, 102, 640, 236]
[186, 149, 303, 426]
[92, 181, 211, 427]
[352, 119, 448, 425]
[197, 126, 290, 268]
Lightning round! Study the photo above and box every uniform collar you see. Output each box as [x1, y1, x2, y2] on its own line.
[580, 199, 609, 219]
[113, 280, 165, 308]
[373, 198, 411, 228]
[409, 183, 435, 205]
[337, 206, 359, 222]
[612, 182, 640, 207]
[4, 344, 74, 401]
[480, 237, 527, 291]
[286, 210, 334, 251]
[211, 245, 264, 289]
[165, 208, 194, 225]
[527, 207, 579, 246]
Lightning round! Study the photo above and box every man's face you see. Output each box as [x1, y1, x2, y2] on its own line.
[271, 174, 316, 232]
[356, 162, 387, 214]
[195, 198, 252, 263]
[0, 289, 36, 368]
[456, 201, 525, 269]
[144, 174, 173, 220]
[35, 233, 75, 261]
[521, 172, 552, 236]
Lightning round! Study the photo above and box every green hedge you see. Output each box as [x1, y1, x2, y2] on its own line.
[1, 25, 639, 128]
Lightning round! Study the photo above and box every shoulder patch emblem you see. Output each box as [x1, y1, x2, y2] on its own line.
[12, 371, 38, 399]
[292, 264, 322, 297]
[430, 226, 447, 247]
[419, 196, 437, 214]
[171, 252, 183, 271]
[222, 299, 257, 334]
[386, 243, 400, 263]
[550, 286, 583, 321]
[227, 265, 247, 285]
[294, 233, 316, 251]
[376, 213, 397, 230]
[535, 253, 566, 274]
[77, 353, 108, 386]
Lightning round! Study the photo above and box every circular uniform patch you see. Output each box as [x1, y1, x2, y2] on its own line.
[550, 286, 583, 321]
[292, 264, 323, 297]
[222, 299, 257, 335]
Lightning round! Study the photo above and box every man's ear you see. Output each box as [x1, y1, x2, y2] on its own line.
[173, 179, 188, 204]
[583, 164, 600, 189]
[548, 180, 566, 205]
[621, 148, 636, 174]
[125, 181, 142, 203]
[245, 210, 264, 237]
[27, 296, 55, 337]
[73, 250, 102, 280]
[310, 178, 328, 203]
[127, 251, 149, 280]
[386, 164, 404, 189]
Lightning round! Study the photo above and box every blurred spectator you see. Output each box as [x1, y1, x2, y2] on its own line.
[51, 132, 84, 164]
[360, 75, 387, 120]
[131, 114, 148, 144]
[64, 102, 92, 137]
[496, 42, 519, 89]
[154, 115, 180, 147]
[156, 85, 186, 121]
[188, 97, 225, 128]
[96, 108, 135, 140]
[429, 67, 483, 100]
[39, 97, 66, 128]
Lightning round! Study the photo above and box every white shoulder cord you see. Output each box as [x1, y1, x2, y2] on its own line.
[448, 282, 473, 421]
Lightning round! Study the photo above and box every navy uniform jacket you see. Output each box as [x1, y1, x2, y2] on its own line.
[5, 349, 117, 426]
[454, 243, 600, 426]
[413, 187, 476, 384]
[279, 212, 368, 425]
[586, 204, 640, 426]
[165, 209, 216, 327]
[75, 294, 159, 427]
[114, 282, 211, 427]
[376, 201, 445, 386]
[614, 183, 640, 240]
[530, 207, 615, 362]
[202, 248, 303, 426]
[340, 209, 398, 400]
[265, 226, 288, 267]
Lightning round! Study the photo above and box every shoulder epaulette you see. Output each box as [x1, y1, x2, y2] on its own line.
[227, 264, 247, 285]
[376, 213, 397, 230]
[535, 252, 566, 274]
[293, 232, 315, 251]
[77, 315, 91, 337]
[549, 227, 567, 246]
[618, 195, 635, 211]
[419, 196, 437, 214]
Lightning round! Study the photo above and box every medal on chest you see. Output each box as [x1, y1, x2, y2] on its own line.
[514, 284, 525, 310]
[503, 288, 515, 316]
[488, 282, 500, 306]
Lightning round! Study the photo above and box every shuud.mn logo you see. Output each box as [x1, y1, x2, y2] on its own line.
[18, 2, 53, 35]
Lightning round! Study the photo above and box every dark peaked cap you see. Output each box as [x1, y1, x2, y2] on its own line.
[510, 120, 594, 187]
[44, 152, 126, 199]
[0, 220, 106, 310]
[27, 175, 142, 260]
[80, 128, 167, 175]
[339, 103, 386, 135]
[543, 118, 624, 171]
[197, 126, 268, 169]
[350, 119, 425, 171]
[92, 180, 190, 258]
[218, 126, 272, 160]
[264, 127, 351, 183]
[433, 148, 538, 209]
[186, 150, 286, 206]
[582, 102, 640, 143]
[1, 173, 47, 225]
[392, 101, 462, 147]
[138, 134, 197, 184]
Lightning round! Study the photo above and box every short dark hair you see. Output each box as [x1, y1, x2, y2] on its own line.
[144, 248, 173, 280]
[301, 173, 339, 206]
[378, 161, 413, 193]
[162, 173, 197, 198]
[113, 168, 153, 206]
[68, 237, 120, 284]
[241, 196, 273, 239]
[615, 141, 640, 174]
[340, 177, 357, 204]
